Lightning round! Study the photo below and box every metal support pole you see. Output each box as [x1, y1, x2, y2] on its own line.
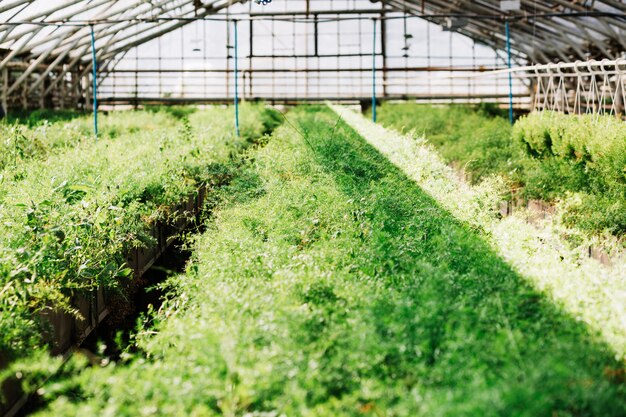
[615, 76, 624, 118]
[506, 20, 514, 125]
[249, 18, 254, 98]
[1, 67, 8, 116]
[314, 14, 319, 57]
[226, 11, 231, 98]
[90, 24, 99, 140]
[73, 70, 81, 110]
[380, 11, 388, 98]
[60, 71, 66, 110]
[21, 82, 27, 111]
[39, 81, 45, 109]
[234, 20, 240, 137]
[372, 18, 377, 123]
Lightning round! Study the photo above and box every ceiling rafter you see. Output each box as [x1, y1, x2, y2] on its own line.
[0, 0, 622, 91]
[380, 0, 625, 62]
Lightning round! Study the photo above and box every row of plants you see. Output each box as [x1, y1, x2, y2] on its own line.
[0, 104, 279, 359]
[370, 104, 516, 182]
[0, 109, 182, 172]
[32, 106, 626, 416]
[513, 112, 626, 235]
[337, 103, 626, 368]
[372, 103, 626, 238]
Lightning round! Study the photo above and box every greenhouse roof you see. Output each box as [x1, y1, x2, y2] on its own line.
[0, 0, 624, 73]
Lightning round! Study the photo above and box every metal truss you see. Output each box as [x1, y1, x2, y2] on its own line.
[529, 59, 626, 117]
[0, 0, 246, 108]
[0, 0, 623, 110]
[380, 0, 626, 64]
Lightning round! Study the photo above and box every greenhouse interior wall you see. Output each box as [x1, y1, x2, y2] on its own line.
[98, 1, 526, 106]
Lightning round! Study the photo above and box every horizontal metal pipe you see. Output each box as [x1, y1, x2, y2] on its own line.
[104, 66, 507, 74]
[98, 93, 527, 102]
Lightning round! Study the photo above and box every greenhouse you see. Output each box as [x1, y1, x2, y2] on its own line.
[0, 1, 625, 416]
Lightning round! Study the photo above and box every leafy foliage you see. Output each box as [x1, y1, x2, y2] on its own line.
[513, 112, 626, 235]
[0, 109, 183, 171]
[374, 104, 626, 238]
[0, 104, 274, 358]
[144, 105, 198, 120]
[33, 106, 626, 417]
[371, 104, 520, 184]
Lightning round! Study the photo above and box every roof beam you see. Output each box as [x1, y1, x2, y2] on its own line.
[46, 0, 189, 58]
[6, 35, 64, 95]
[0, 0, 128, 45]
[0, 0, 32, 15]
[89, 0, 247, 64]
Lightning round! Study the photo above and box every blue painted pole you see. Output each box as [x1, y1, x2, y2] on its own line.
[234, 20, 240, 137]
[90, 24, 99, 140]
[505, 20, 514, 125]
[372, 18, 377, 123]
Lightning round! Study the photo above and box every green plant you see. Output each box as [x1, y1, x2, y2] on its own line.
[144, 105, 198, 120]
[375, 104, 626, 239]
[514, 112, 626, 235]
[32, 106, 626, 417]
[372, 104, 521, 184]
[0, 103, 277, 358]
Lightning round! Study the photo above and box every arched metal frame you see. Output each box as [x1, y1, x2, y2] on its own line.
[0, 0, 623, 111]
[384, 0, 626, 64]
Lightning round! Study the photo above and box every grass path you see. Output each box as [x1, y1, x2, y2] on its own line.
[331, 104, 626, 361]
[34, 106, 626, 416]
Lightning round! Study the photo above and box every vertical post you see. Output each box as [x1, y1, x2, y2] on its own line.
[372, 18, 377, 123]
[314, 14, 319, 57]
[60, 70, 66, 109]
[202, 20, 207, 99]
[1, 67, 8, 116]
[39, 81, 45, 109]
[134, 28, 139, 109]
[271, 19, 276, 100]
[505, 20, 514, 125]
[471, 41, 476, 101]
[380, 12, 388, 98]
[403, 14, 408, 94]
[21, 82, 27, 110]
[314, 14, 319, 96]
[615, 73, 624, 118]
[426, 22, 431, 98]
[226, 12, 231, 98]
[180, 20, 185, 99]
[304, 6, 309, 98]
[158, 35, 163, 98]
[249, 18, 254, 98]
[234, 20, 240, 137]
[73, 70, 81, 110]
[90, 24, 99, 140]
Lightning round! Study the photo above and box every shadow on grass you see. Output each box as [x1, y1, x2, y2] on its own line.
[296, 107, 626, 416]
[5, 109, 87, 127]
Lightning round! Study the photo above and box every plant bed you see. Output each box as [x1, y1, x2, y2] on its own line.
[0, 109, 183, 172]
[0, 104, 281, 415]
[372, 103, 626, 247]
[30, 106, 626, 417]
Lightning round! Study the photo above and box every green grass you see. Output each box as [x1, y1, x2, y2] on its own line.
[335, 104, 626, 365]
[0, 109, 182, 171]
[32, 106, 626, 417]
[371, 104, 519, 183]
[0, 104, 276, 358]
[373, 103, 626, 239]
[5, 109, 86, 127]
